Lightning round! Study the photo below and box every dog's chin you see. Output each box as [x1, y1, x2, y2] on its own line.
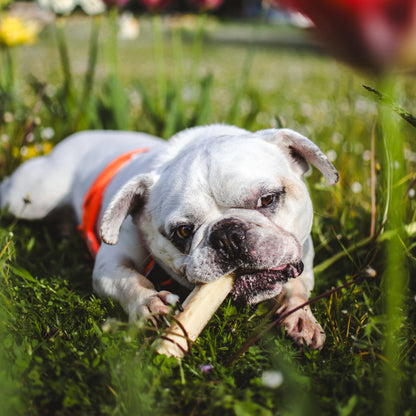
[230, 261, 304, 305]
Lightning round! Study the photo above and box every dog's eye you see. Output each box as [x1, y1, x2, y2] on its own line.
[259, 194, 275, 207]
[256, 189, 285, 210]
[171, 224, 194, 253]
[257, 193, 276, 208]
[175, 225, 194, 240]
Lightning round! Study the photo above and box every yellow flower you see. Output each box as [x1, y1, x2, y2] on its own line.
[0, 15, 39, 47]
[13, 142, 53, 161]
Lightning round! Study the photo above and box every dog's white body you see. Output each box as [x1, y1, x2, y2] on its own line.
[0, 125, 339, 350]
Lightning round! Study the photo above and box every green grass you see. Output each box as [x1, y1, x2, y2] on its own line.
[1, 14, 416, 416]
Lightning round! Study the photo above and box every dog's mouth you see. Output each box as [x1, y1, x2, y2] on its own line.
[230, 260, 304, 304]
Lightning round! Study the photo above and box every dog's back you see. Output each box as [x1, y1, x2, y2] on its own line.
[0, 130, 163, 221]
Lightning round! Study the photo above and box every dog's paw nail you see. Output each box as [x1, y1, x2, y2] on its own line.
[165, 293, 180, 306]
[157, 290, 181, 308]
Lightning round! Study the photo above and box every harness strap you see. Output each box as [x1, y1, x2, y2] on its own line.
[78, 148, 149, 258]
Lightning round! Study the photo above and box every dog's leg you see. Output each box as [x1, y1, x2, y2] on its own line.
[93, 259, 175, 323]
[278, 236, 326, 350]
[93, 218, 179, 323]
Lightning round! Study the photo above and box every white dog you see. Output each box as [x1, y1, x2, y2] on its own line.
[0, 125, 339, 350]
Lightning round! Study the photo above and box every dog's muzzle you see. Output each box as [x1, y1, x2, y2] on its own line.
[208, 217, 304, 303]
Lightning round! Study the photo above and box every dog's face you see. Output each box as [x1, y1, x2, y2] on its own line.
[101, 128, 339, 304]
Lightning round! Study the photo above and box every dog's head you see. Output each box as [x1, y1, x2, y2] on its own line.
[101, 127, 339, 304]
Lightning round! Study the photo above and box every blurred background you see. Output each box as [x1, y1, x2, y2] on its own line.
[1, 1, 416, 415]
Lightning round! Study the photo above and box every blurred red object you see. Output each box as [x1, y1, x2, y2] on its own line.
[188, 0, 224, 11]
[139, 0, 173, 11]
[273, 0, 416, 70]
[103, 0, 130, 8]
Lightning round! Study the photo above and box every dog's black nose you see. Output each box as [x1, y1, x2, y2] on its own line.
[209, 218, 247, 262]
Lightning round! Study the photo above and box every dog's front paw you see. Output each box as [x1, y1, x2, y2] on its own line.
[278, 295, 326, 350]
[128, 290, 180, 325]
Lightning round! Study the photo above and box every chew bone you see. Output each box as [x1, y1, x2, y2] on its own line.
[155, 274, 235, 358]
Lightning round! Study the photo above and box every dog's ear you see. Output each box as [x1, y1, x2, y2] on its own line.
[100, 174, 154, 245]
[260, 128, 340, 185]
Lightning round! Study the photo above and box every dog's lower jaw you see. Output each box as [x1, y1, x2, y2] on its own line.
[243, 286, 285, 305]
[230, 261, 304, 304]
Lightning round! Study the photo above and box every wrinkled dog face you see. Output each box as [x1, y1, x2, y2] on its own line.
[137, 133, 318, 304]
[101, 127, 338, 305]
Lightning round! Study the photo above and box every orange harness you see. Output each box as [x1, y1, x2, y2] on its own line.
[78, 148, 149, 258]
